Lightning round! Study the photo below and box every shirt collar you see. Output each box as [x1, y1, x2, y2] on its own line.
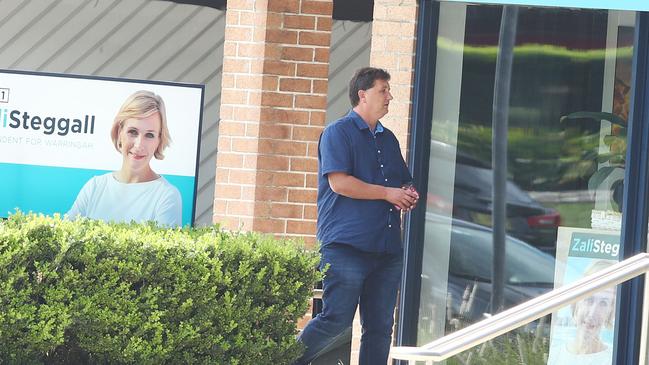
[348, 110, 384, 135]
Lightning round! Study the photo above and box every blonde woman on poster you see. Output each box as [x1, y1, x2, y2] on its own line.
[67, 90, 182, 227]
[547, 260, 616, 365]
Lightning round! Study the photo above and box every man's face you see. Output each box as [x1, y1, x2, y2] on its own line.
[360, 78, 393, 120]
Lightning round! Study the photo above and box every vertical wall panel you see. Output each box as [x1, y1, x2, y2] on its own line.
[326, 20, 372, 123]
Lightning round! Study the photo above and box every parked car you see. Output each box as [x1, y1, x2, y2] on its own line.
[428, 140, 560, 254]
[422, 213, 556, 332]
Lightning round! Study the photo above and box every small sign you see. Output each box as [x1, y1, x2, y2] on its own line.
[547, 227, 619, 365]
[568, 232, 620, 259]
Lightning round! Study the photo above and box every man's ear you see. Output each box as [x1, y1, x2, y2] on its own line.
[357, 89, 365, 103]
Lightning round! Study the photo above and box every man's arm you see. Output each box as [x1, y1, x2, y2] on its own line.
[328, 172, 418, 211]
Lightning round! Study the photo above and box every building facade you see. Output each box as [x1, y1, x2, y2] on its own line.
[4, 0, 649, 364]
[212, 1, 649, 363]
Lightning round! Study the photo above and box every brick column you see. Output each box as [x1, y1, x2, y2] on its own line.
[214, 0, 333, 245]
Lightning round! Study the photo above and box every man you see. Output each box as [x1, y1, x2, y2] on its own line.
[295, 67, 419, 365]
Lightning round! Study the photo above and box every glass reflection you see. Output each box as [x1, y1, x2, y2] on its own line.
[440, 285, 619, 365]
[416, 2, 634, 354]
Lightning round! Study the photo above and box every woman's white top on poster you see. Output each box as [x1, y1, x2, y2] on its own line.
[67, 172, 182, 227]
[547, 343, 613, 365]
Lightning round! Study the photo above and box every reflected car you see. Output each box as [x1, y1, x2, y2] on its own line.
[428, 140, 560, 254]
[422, 213, 556, 331]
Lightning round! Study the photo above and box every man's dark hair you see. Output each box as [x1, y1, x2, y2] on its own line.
[348, 67, 391, 107]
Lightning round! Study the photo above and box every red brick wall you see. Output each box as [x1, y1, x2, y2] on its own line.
[214, 0, 333, 246]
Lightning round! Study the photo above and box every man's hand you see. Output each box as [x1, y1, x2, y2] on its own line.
[386, 185, 419, 211]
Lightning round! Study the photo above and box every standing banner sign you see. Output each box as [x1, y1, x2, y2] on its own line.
[547, 227, 620, 365]
[0, 70, 203, 226]
[440, 0, 649, 12]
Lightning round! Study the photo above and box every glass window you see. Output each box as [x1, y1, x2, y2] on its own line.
[444, 285, 620, 365]
[416, 5, 635, 364]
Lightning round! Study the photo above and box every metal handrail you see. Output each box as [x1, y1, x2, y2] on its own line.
[391, 252, 649, 362]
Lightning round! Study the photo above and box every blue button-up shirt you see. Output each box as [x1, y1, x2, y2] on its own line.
[317, 110, 413, 253]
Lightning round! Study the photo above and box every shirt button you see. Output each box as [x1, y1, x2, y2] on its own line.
[378, 150, 381, 153]
[384, 178, 388, 182]
[388, 225, 392, 228]
[390, 208, 393, 212]
[380, 164, 384, 167]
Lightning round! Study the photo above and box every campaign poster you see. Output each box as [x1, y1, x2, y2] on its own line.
[0, 69, 203, 226]
[547, 227, 620, 365]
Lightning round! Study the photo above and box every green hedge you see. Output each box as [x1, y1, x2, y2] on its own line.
[0, 212, 320, 364]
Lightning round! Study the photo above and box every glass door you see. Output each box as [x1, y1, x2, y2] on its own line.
[412, 3, 636, 363]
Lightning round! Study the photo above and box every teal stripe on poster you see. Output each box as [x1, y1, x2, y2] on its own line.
[442, 0, 649, 11]
[0, 163, 195, 226]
